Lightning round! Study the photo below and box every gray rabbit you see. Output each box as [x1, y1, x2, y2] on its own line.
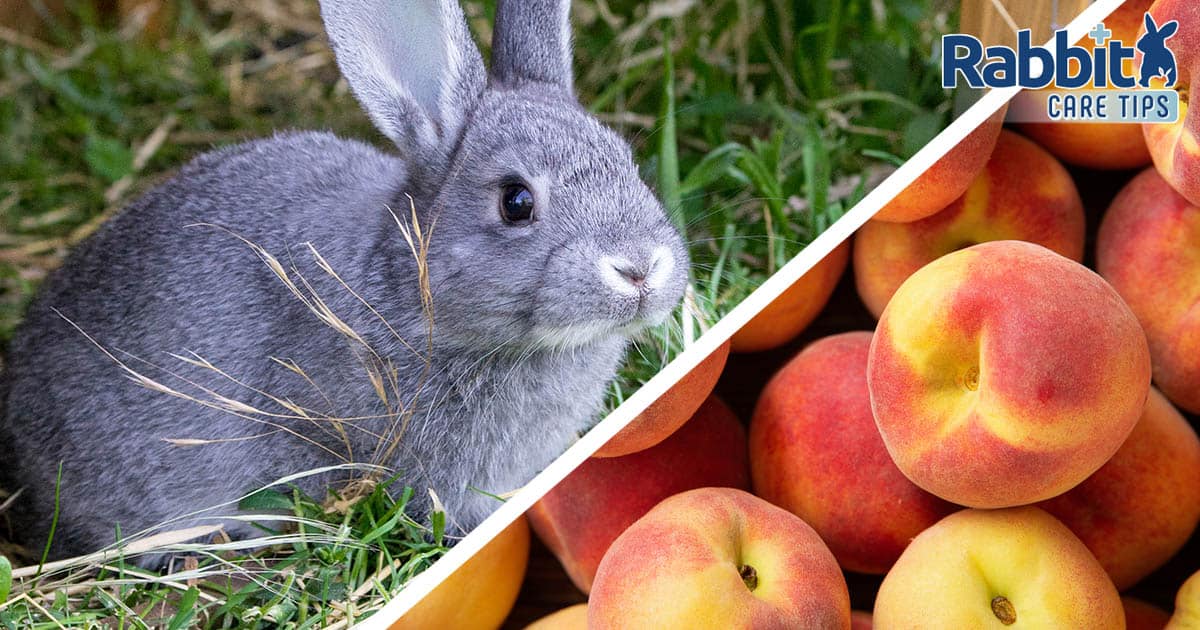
[0, 0, 687, 563]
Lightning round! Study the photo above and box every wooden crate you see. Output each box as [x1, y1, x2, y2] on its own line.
[961, 0, 1094, 47]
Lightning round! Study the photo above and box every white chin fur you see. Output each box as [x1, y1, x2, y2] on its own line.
[530, 321, 621, 350]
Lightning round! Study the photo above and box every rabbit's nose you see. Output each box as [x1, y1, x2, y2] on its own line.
[599, 247, 674, 294]
[600, 256, 645, 293]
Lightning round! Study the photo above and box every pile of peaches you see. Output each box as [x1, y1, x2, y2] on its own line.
[395, 1, 1200, 628]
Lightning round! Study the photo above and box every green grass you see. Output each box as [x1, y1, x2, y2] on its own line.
[1, 0, 956, 625]
[2, 468, 449, 628]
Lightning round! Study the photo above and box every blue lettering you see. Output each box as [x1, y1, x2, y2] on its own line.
[1093, 46, 1108, 88]
[1017, 30, 1054, 88]
[983, 45, 1017, 87]
[1109, 42, 1136, 88]
[942, 35, 985, 88]
[1056, 30, 1093, 89]
[1047, 93, 1063, 120]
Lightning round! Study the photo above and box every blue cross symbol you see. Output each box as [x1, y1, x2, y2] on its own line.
[1089, 22, 1112, 47]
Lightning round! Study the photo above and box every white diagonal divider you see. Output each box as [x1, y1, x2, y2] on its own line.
[363, 0, 1125, 625]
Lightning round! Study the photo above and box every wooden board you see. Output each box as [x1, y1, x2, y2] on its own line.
[961, 0, 1094, 47]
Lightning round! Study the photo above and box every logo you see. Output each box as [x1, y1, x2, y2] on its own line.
[940, 14, 1181, 124]
[1136, 13, 1178, 88]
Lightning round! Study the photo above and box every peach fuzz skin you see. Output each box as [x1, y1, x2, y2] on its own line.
[873, 507, 1124, 630]
[749, 331, 957, 574]
[731, 241, 849, 353]
[1038, 387, 1200, 590]
[1097, 167, 1200, 414]
[1017, 0, 1153, 170]
[854, 130, 1085, 318]
[868, 241, 1151, 508]
[595, 340, 729, 457]
[527, 396, 749, 593]
[873, 105, 1006, 223]
[589, 488, 851, 630]
[1142, 0, 1200, 206]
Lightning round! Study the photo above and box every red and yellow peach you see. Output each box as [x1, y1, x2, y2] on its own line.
[854, 130, 1085, 318]
[1038, 387, 1200, 590]
[749, 331, 957, 574]
[874, 507, 1125, 629]
[589, 488, 851, 629]
[1097, 167, 1200, 414]
[873, 106, 1006, 223]
[1142, 0, 1200, 206]
[868, 240, 1151, 508]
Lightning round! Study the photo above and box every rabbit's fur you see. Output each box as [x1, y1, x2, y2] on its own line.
[0, 0, 687, 563]
[1137, 13, 1180, 88]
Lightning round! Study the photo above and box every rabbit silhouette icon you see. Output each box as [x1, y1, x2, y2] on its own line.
[1137, 13, 1180, 88]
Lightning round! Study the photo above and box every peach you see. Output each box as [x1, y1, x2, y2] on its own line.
[873, 106, 1006, 223]
[394, 516, 529, 629]
[1168, 570, 1200, 629]
[594, 340, 729, 457]
[1037, 387, 1200, 590]
[527, 396, 749, 593]
[749, 331, 957, 574]
[731, 242, 849, 353]
[851, 611, 873, 630]
[1097, 167, 1200, 413]
[1142, 0, 1200, 206]
[854, 130, 1085, 318]
[525, 604, 588, 629]
[1016, 0, 1154, 170]
[589, 488, 851, 629]
[869, 240, 1151, 507]
[874, 507, 1124, 629]
[1125, 597, 1172, 630]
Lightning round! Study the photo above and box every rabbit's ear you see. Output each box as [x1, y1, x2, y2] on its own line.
[1159, 20, 1179, 39]
[319, 0, 485, 158]
[1145, 13, 1159, 35]
[491, 0, 574, 93]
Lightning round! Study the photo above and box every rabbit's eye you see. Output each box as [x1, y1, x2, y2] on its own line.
[500, 184, 535, 224]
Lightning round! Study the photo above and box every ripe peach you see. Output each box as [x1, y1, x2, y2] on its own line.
[749, 331, 957, 574]
[394, 516, 529, 629]
[594, 340, 730, 457]
[731, 242, 849, 353]
[1097, 167, 1200, 413]
[854, 130, 1085, 318]
[869, 241, 1151, 507]
[1016, 0, 1154, 170]
[589, 488, 851, 629]
[527, 396, 749, 593]
[874, 507, 1124, 629]
[873, 106, 1006, 223]
[1142, 0, 1200, 206]
[1038, 387, 1200, 590]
